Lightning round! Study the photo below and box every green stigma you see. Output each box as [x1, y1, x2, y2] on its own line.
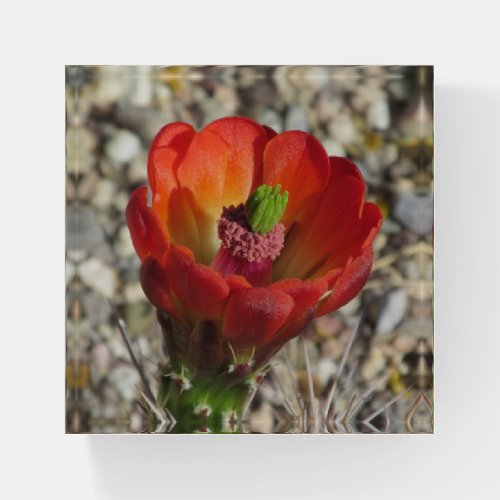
[245, 184, 289, 234]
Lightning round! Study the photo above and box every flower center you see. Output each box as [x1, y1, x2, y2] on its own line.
[211, 184, 288, 286]
[217, 204, 285, 263]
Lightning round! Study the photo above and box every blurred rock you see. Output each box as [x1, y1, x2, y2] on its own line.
[361, 347, 385, 380]
[108, 365, 140, 402]
[91, 342, 112, 378]
[91, 179, 115, 210]
[124, 282, 145, 303]
[115, 225, 136, 258]
[105, 129, 141, 164]
[327, 113, 358, 144]
[376, 288, 408, 335]
[66, 127, 97, 175]
[393, 333, 417, 353]
[367, 100, 390, 130]
[338, 297, 361, 317]
[66, 206, 105, 252]
[315, 358, 337, 387]
[249, 402, 274, 433]
[79, 258, 116, 297]
[394, 191, 433, 235]
[93, 66, 132, 108]
[81, 292, 111, 325]
[112, 191, 129, 213]
[321, 138, 346, 157]
[314, 315, 344, 338]
[128, 152, 149, 183]
[285, 105, 308, 131]
[373, 233, 388, 252]
[258, 109, 283, 133]
[129, 66, 152, 107]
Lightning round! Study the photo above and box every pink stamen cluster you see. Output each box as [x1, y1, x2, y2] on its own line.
[217, 204, 285, 262]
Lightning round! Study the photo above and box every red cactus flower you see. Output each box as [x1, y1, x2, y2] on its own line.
[126, 117, 381, 366]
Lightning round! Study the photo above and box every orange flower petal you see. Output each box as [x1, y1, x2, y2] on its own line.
[263, 131, 330, 229]
[222, 287, 294, 346]
[176, 129, 229, 263]
[125, 186, 169, 262]
[204, 116, 269, 203]
[166, 187, 202, 264]
[269, 278, 327, 317]
[166, 245, 230, 321]
[314, 246, 374, 317]
[147, 122, 195, 225]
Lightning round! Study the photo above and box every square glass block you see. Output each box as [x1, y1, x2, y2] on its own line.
[66, 65, 433, 434]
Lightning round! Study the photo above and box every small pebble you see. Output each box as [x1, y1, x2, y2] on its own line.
[338, 296, 361, 317]
[115, 225, 136, 258]
[91, 342, 112, 377]
[91, 179, 115, 210]
[249, 402, 274, 434]
[321, 138, 346, 157]
[66, 206, 105, 252]
[394, 191, 434, 235]
[314, 315, 344, 338]
[327, 114, 358, 144]
[393, 333, 417, 353]
[105, 129, 141, 164]
[124, 282, 146, 303]
[258, 109, 283, 133]
[315, 358, 337, 387]
[128, 152, 149, 183]
[376, 288, 408, 335]
[108, 365, 140, 402]
[79, 258, 116, 297]
[321, 338, 344, 360]
[361, 347, 385, 380]
[367, 99, 390, 130]
[285, 105, 308, 131]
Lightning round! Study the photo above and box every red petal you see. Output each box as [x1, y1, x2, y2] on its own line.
[225, 274, 252, 292]
[278, 172, 366, 279]
[222, 287, 294, 347]
[125, 186, 169, 262]
[147, 122, 195, 225]
[140, 256, 184, 325]
[311, 201, 382, 280]
[262, 125, 278, 140]
[321, 268, 344, 288]
[266, 306, 317, 349]
[269, 278, 327, 317]
[314, 246, 374, 317]
[359, 202, 383, 248]
[166, 245, 230, 320]
[263, 131, 330, 229]
[204, 116, 269, 202]
[330, 155, 364, 183]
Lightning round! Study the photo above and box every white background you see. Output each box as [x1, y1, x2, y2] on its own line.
[1, 1, 499, 499]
